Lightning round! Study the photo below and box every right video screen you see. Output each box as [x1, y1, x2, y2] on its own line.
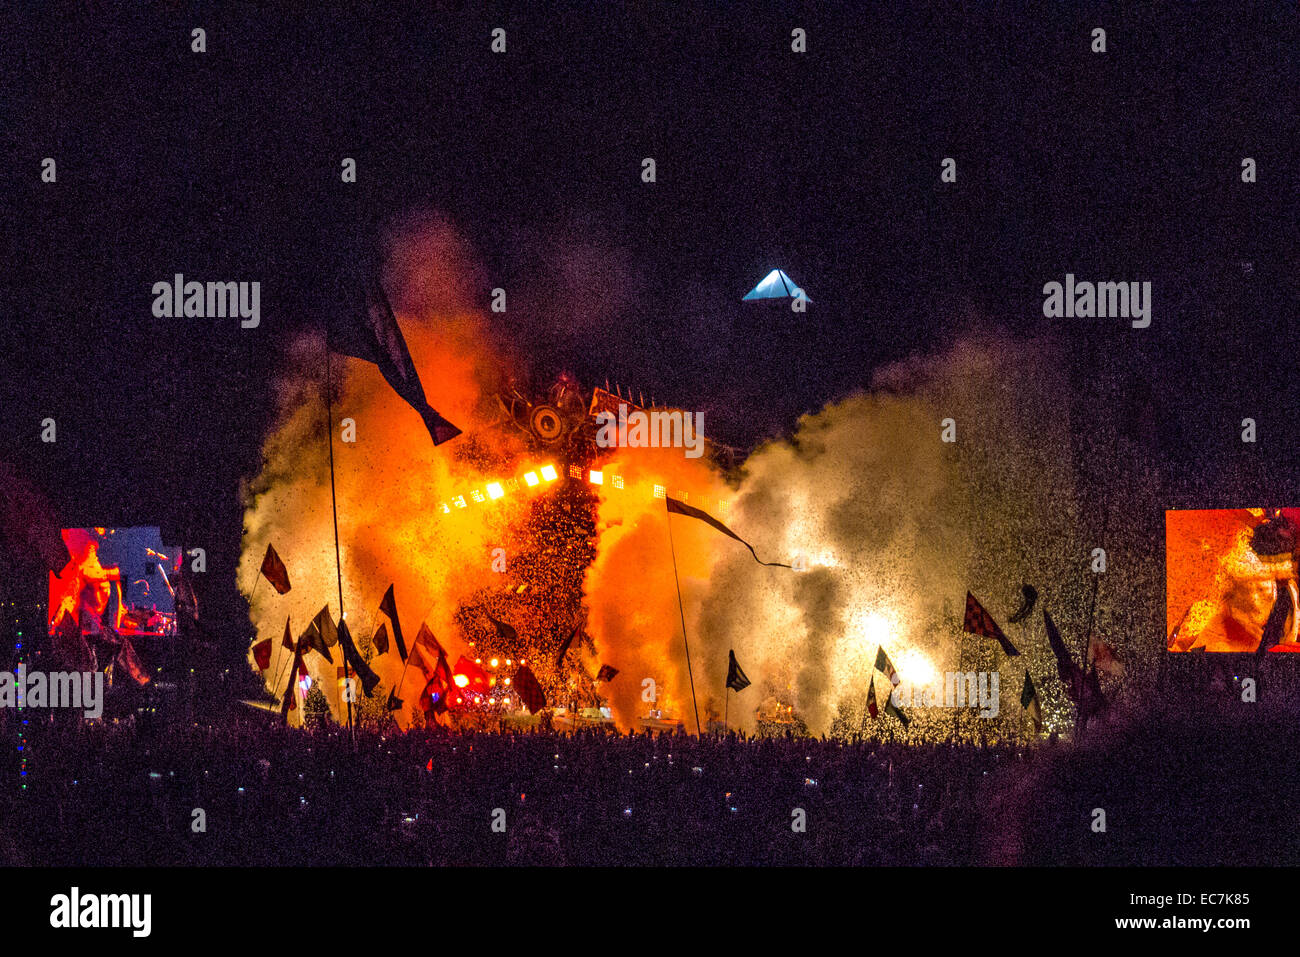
[1167, 508, 1300, 654]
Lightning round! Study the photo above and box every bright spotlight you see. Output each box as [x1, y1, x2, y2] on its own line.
[524, 471, 540, 487]
[540, 465, 558, 482]
[589, 470, 604, 485]
[487, 482, 504, 500]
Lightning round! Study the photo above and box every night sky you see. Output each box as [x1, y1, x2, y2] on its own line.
[4, 3, 1298, 645]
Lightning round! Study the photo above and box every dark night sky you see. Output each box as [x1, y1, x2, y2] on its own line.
[3, 3, 1298, 637]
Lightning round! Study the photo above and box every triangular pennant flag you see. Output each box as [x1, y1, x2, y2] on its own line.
[1008, 583, 1038, 624]
[281, 617, 294, 651]
[1020, 670, 1043, 732]
[595, 664, 619, 682]
[963, 592, 1020, 656]
[378, 585, 409, 662]
[666, 497, 791, 568]
[372, 621, 389, 656]
[259, 544, 291, 595]
[874, 646, 900, 686]
[1042, 609, 1081, 692]
[385, 688, 404, 712]
[726, 650, 751, 692]
[300, 615, 334, 665]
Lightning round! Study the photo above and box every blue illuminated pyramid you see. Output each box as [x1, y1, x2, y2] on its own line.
[742, 269, 811, 302]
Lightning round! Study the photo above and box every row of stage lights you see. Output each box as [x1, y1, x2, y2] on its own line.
[437, 463, 730, 516]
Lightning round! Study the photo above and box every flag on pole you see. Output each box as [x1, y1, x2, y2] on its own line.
[884, 694, 910, 729]
[963, 591, 1021, 656]
[330, 274, 461, 447]
[595, 664, 619, 682]
[555, 622, 581, 665]
[371, 622, 389, 656]
[259, 544, 291, 594]
[1042, 609, 1081, 690]
[252, 637, 273, 670]
[665, 496, 792, 568]
[874, 646, 900, 686]
[281, 617, 294, 651]
[512, 665, 546, 714]
[300, 608, 336, 663]
[281, 639, 307, 723]
[865, 680, 880, 720]
[726, 650, 751, 692]
[1020, 670, 1042, 732]
[378, 585, 409, 662]
[337, 619, 380, 697]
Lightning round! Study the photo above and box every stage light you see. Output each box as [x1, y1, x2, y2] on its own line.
[653, 484, 666, 499]
[540, 465, 558, 482]
[520, 658, 526, 665]
[613, 475, 624, 489]
[487, 482, 504, 500]
[504, 677, 511, 685]
[454, 675, 469, 688]
[569, 464, 582, 478]
[524, 471, 539, 487]
[489, 697, 496, 705]
[505, 658, 512, 666]
[470, 489, 485, 503]
[453, 496, 467, 508]
[475, 658, 482, 664]
[589, 469, 604, 485]
[490, 658, 499, 668]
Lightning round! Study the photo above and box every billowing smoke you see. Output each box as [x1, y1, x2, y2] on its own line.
[241, 216, 1146, 736]
[589, 335, 1090, 735]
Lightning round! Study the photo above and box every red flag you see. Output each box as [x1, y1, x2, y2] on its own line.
[866, 681, 880, 719]
[963, 592, 1020, 656]
[281, 617, 294, 651]
[259, 544, 291, 595]
[452, 655, 490, 693]
[281, 639, 307, 723]
[252, 637, 273, 670]
[512, 665, 546, 714]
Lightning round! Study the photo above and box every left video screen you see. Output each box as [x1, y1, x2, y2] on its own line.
[48, 527, 181, 640]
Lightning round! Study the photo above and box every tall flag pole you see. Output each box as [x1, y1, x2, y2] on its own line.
[665, 502, 702, 735]
[325, 312, 354, 743]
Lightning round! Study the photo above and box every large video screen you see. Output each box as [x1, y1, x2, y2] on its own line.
[48, 527, 182, 640]
[1167, 508, 1300, 654]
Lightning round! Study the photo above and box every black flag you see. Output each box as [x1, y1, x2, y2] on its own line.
[726, 650, 751, 692]
[337, 619, 381, 697]
[555, 622, 581, 665]
[378, 585, 409, 662]
[330, 274, 461, 447]
[665, 497, 791, 568]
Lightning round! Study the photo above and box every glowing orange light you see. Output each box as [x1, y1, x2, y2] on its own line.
[589, 470, 604, 485]
[524, 471, 540, 487]
[453, 674, 469, 688]
[490, 658, 499, 668]
[540, 465, 557, 482]
[486, 482, 504, 500]
[504, 677, 511, 686]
